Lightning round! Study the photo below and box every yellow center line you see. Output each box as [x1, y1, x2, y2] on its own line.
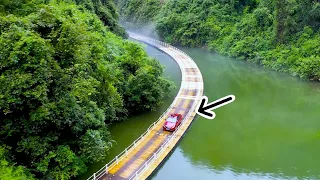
[187, 89, 195, 96]
[118, 99, 189, 178]
[108, 118, 165, 174]
[182, 99, 192, 109]
[108, 92, 191, 176]
[119, 134, 168, 178]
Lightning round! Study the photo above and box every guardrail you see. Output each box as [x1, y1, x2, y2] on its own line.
[86, 92, 183, 180]
[87, 32, 201, 180]
[128, 32, 194, 61]
[128, 92, 200, 180]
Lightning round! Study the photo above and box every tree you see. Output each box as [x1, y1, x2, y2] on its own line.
[275, 0, 298, 43]
[0, 1, 173, 179]
[0, 146, 34, 180]
[117, 0, 320, 80]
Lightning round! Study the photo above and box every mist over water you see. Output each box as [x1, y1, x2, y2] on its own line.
[121, 21, 160, 39]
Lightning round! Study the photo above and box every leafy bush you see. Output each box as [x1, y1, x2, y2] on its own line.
[0, 146, 34, 180]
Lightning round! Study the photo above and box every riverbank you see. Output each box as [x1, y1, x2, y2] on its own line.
[84, 32, 204, 180]
[116, 0, 320, 82]
[0, 1, 174, 179]
[77, 41, 181, 180]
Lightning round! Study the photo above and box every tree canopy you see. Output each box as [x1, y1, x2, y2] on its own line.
[0, 0, 173, 179]
[117, 0, 320, 81]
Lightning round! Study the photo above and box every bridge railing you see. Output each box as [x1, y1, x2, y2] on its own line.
[127, 32, 194, 60]
[128, 91, 200, 180]
[86, 91, 183, 180]
[87, 32, 201, 180]
[123, 33, 202, 179]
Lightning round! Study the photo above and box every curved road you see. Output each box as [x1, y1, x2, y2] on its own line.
[88, 33, 204, 180]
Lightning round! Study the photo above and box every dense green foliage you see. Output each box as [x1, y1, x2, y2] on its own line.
[0, 0, 173, 179]
[0, 0, 126, 37]
[115, 0, 163, 26]
[117, 0, 320, 81]
[0, 146, 34, 180]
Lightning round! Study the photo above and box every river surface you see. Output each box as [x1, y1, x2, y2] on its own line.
[81, 42, 320, 180]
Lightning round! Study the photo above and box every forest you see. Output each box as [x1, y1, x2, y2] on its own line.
[116, 0, 320, 81]
[2, 0, 320, 179]
[0, 0, 173, 179]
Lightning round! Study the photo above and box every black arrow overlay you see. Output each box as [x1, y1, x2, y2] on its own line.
[196, 95, 235, 119]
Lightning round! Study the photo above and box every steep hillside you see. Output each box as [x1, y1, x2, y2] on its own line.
[117, 0, 320, 81]
[0, 0, 173, 179]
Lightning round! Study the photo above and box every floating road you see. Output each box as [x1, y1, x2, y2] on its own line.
[88, 32, 204, 180]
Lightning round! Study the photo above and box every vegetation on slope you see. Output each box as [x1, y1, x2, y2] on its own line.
[0, 0, 173, 179]
[116, 0, 320, 81]
[115, 0, 162, 25]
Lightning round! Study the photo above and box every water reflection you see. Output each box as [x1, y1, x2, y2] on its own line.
[152, 47, 320, 180]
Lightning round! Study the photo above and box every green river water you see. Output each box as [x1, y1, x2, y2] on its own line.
[80, 42, 320, 180]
